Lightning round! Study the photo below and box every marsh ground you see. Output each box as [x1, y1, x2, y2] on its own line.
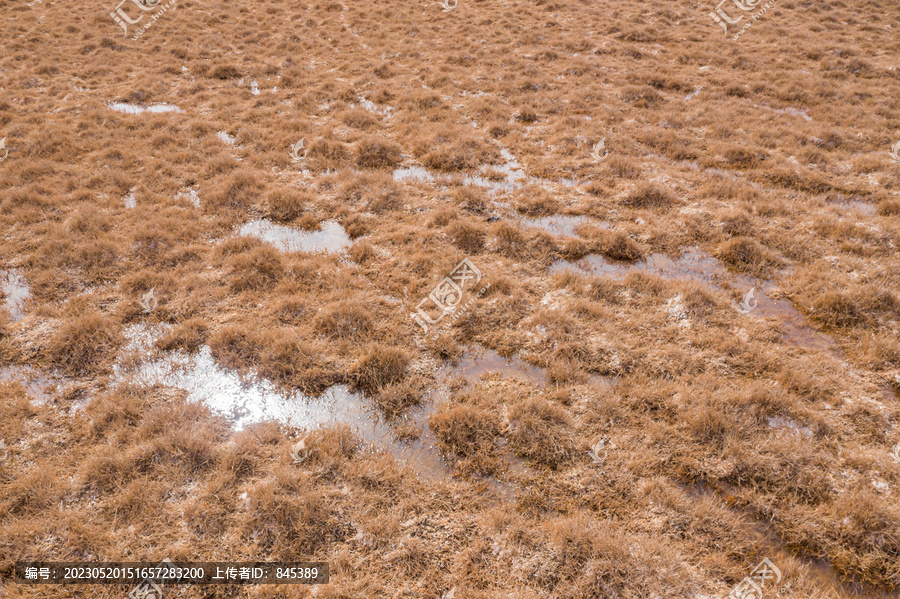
[1, 0, 899, 597]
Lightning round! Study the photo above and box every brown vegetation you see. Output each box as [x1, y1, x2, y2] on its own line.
[1, 0, 899, 596]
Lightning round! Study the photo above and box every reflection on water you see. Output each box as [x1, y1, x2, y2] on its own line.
[238, 219, 350, 254]
[551, 249, 844, 357]
[114, 325, 453, 480]
[446, 346, 547, 386]
[392, 166, 435, 184]
[683, 481, 898, 599]
[115, 326, 540, 495]
[392, 147, 583, 193]
[523, 215, 610, 238]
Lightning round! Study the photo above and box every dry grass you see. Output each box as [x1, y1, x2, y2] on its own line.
[351, 343, 411, 394]
[430, 403, 502, 472]
[356, 137, 403, 170]
[507, 397, 579, 469]
[156, 318, 208, 353]
[45, 312, 123, 376]
[622, 184, 677, 209]
[2, 0, 900, 596]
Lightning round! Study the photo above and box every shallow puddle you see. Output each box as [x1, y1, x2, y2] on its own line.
[175, 187, 201, 208]
[827, 198, 877, 216]
[238, 219, 350, 254]
[392, 147, 582, 194]
[522, 215, 609, 237]
[392, 166, 435, 184]
[114, 325, 454, 481]
[767, 415, 813, 437]
[108, 102, 183, 115]
[550, 249, 844, 357]
[117, 337, 451, 479]
[1, 269, 31, 321]
[684, 87, 702, 101]
[446, 346, 547, 387]
[0, 365, 57, 403]
[114, 327, 535, 494]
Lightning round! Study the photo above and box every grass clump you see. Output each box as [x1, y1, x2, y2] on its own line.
[226, 242, 284, 291]
[622, 184, 676, 209]
[46, 312, 123, 376]
[351, 343, 411, 393]
[266, 187, 310, 222]
[156, 318, 208, 353]
[206, 170, 264, 212]
[507, 397, 578, 468]
[429, 403, 502, 473]
[356, 136, 402, 169]
[314, 300, 374, 340]
[716, 237, 781, 276]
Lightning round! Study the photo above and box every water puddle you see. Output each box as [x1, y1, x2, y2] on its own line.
[217, 131, 236, 145]
[767, 415, 813, 437]
[445, 346, 547, 387]
[550, 248, 726, 281]
[108, 102, 183, 115]
[1, 269, 31, 321]
[122, 188, 136, 209]
[392, 166, 435, 184]
[175, 187, 201, 208]
[467, 148, 529, 192]
[550, 249, 844, 357]
[827, 197, 877, 216]
[351, 98, 394, 119]
[0, 365, 58, 403]
[777, 106, 812, 121]
[115, 330, 450, 480]
[392, 149, 582, 194]
[522, 215, 609, 238]
[114, 326, 534, 497]
[237, 219, 350, 254]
